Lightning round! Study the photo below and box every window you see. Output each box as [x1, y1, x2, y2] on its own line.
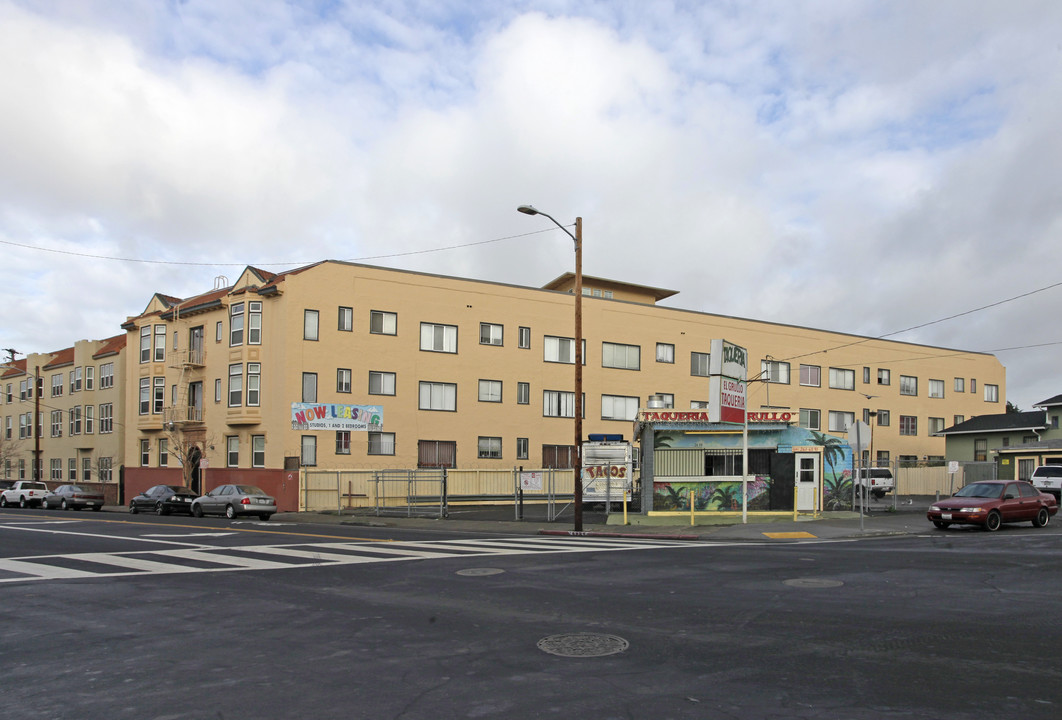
[656, 343, 675, 364]
[252, 436, 265, 467]
[248, 301, 262, 344]
[51, 374, 63, 397]
[877, 410, 890, 426]
[230, 303, 245, 346]
[302, 373, 318, 403]
[215, 378, 222, 403]
[50, 410, 62, 437]
[368, 371, 396, 396]
[517, 382, 530, 405]
[99, 404, 113, 433]
[421, 323, 457, 353]
[601, 395, 638, 421]
[691, 352, 710, 377]
[971, 379, 976, 394]
[301, 436, 317, 466]
[519, 327, 531, 349]
[656, 393, 675, 408]
[517, 437, 529, 460]
[974, 438, 987, 462]
[799, 365, 821, 387]
[929, 379, 944, 398]
[224, 436, 238, 467]
[954, 415, 964, 425]
[67, 458, 76, 481]
[140, 439, 150, 466]
[152, 378, 164, 414]
[478, 436, 502, 459]
[50, 458, 62, 482]
[954, 377, 965, 393]
[544, 390, 577, 418]
[900, 375, 918, 396]
[928, 417, 945, 434]
[863, 367, 871, 384]
[799, 408, 820, 431]
[419, 382, 456, 411]
[337, 368, 352, 394]
[828, 411, 854, 433]
[336, 430, 351, 454]
[229, 364, 243, 407]
[99, 457, 112, 482]
[368, 432, 395, 455]
[70, 406, 81, 435]
[140, 326, 151, 363]
[71, 366, 83, 392]
[544, 335, 576, 364]
[100, 363, 114, 389]
[82, 457, 91, 481]
[418, 440, 456, 468]
[761, 360, 790, 384]
[480, 323, 503, 346]
[984, 384, 999, 402]
[877, 369, 890, 385]
[899, 415, 917, 435]
[85, 366, 94, 390]
[139, 378, 150, 415]
[829, 368, 854, 390]
[246, 363, 260, 406]
[159, 438, 168, 467]
[338, 306, 353, 332]
[216, 321, 223, 343]
[691, 400, 709, 409]
[370, 310, 397, 335]
[154, 324, 166, 362]
[304, 309, 319, 341]
[602, 342, 640, 370]
[478, 380, 502, 403]
[84, 405, 94, 434]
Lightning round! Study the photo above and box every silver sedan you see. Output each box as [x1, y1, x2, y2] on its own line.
[191, 484, 276, 521]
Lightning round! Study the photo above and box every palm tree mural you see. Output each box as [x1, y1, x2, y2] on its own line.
[654, 432, 682, 450]
[710, 483, 740, 510]
[809, 431, 853, 510]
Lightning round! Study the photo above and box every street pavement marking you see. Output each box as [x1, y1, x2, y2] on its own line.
[763, 531, 818, 539]
[0, 536, 708, 584]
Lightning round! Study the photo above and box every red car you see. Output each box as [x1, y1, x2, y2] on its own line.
[928, 480, 1058, 531]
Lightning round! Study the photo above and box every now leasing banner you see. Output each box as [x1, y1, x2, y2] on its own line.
[291, 403, 383, 431]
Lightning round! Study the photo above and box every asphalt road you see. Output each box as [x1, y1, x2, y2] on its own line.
[2, 507, 1060, 720]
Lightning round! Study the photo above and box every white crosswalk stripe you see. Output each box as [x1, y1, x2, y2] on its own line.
[0, 536, 704, 583]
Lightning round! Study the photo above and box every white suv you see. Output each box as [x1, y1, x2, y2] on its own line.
[1030, 465, 1062, 500]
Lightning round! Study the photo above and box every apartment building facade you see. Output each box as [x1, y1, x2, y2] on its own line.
[0, 336, 127, 498]
[118, 260, 1006, 509]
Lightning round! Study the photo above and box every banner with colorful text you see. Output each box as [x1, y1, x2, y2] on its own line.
[291, 403, 383, 431]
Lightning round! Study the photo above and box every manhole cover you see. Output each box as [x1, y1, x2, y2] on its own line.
[783, 578, 844, 588]
[537, 633, 629, 658]
[455, 568, 505, 576]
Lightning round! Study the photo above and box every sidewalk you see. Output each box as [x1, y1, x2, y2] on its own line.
[273, 495, 935, 542]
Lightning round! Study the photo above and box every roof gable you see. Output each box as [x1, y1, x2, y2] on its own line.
[941, 410, 1047, 435]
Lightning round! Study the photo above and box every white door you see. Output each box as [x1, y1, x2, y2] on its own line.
[795, 453, 819, 511]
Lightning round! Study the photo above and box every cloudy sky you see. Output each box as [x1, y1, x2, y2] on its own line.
[1, 0, 1060, 411]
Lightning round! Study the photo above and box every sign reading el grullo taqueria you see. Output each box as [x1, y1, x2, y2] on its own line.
[291, 403, 383, 431]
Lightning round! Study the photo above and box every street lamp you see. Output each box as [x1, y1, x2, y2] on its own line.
[517, 205, 584, 532]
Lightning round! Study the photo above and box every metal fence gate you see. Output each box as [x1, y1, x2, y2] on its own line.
[371, 468, 447, 518]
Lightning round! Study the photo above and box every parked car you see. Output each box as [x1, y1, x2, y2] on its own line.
[856, 467, 895, 499]
[927, 480, 1058, 531]
[42, 484, 104, 511]
[191, 484, 276, 521]
[0, 480, 50, 508]
[129, 485, 198, 515]
[1029, 465, 1062, 501]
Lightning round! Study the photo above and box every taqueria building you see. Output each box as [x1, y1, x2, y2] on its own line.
[635, 409, 856, 515]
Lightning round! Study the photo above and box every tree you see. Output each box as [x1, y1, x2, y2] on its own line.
[162, 424, 216, 492]
[1006, 401, 1022, 414]
[0, 435, 24, 478]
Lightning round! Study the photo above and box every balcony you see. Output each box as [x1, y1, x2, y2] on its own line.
[168, 347, 206, 369]
[163, 405, 204, 427]
[226, 406, 261, 426]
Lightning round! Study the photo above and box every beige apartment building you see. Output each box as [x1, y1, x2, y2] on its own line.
[119, 260, 1005, 509]
[0, 336, 126, 499]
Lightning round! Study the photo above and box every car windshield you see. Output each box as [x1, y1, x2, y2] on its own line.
[67, 486, 85, 492]
[955, 483, 1004, 499]
[236, 486, 266, 495]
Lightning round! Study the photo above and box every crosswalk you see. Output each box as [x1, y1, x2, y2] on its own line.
[0, 535, 705, 584]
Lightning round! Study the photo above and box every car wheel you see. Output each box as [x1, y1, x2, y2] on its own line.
[191, 504, 204, 518]
[1033, 507, 1050, 528]
[225, 505, 237, 520]
[92, 505, 102, 511]
[872, 490, 885, 500]
[129, 502, 139, 514]
[259, 514, 271, 522]
[932, 520, 950, 529]
[61, 499, 69, 511]
[19, 496, 28, 508]
[0, 496, 7, 508]
[155, 502, 167, 516]
[984, 510, 1002, 532]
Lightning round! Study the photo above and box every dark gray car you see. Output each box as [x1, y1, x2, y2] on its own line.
[191, 484, 276, 521]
